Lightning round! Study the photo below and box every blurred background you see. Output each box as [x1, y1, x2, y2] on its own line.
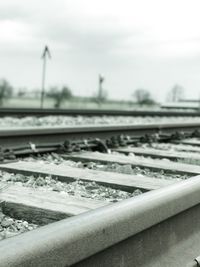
[0, 0, 200, 109]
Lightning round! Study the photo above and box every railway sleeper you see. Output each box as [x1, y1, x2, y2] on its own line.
[0, 183, 107, 226]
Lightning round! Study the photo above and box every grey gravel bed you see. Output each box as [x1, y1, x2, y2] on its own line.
[147, 142, 200, 154]
[143, 143, 200, 165]
[0, 210, 38, 241]
[0, 170, 141, 203]
[0, 115, 200, 128]
[23, 153, 190, 181]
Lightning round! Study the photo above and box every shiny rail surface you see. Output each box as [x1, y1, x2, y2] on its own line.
[1, 176, 200, 266]
[0, 107, 199, 116]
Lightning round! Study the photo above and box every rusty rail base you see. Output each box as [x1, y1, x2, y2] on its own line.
[1, 176, 200, 266]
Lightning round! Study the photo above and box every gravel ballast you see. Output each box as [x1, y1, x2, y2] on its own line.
[148, 142, 200, 153]
[0, 209, 38, 241]
[23, 152, 190, 181]
[0, 170, 142, 203]
[0, 115, 200, 128]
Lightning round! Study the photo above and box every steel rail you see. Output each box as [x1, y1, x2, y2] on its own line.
[0, 122, 199, 148]
[1, 176, 200, 266]
[0, 107, 199, 117]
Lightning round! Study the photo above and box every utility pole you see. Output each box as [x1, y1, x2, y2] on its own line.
[40, 45, 51, 108]
[98, 74, 104, 107]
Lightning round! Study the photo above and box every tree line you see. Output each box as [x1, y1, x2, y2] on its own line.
[0, 78, 185, 107]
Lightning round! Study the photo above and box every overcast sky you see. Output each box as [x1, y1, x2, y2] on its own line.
[1, 0, 200, 101]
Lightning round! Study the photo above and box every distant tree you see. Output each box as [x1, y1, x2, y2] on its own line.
[17, 88, 26, 97]
[133, 88, 155, 105]
[61, 86, 73, 99]
[0, 79, 13, 106]
[47, 85, 73, 108]
[167, 84, 184, 102]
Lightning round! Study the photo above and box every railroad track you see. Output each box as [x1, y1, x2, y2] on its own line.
[0, 107, 200, 117]
[1, 122, 200, 266]
[0, 121, 199, 150]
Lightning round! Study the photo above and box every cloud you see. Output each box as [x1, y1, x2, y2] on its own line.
[1, 0, 200, 100]
[0, 6, 28, 21]
[1, 0, 200, 57]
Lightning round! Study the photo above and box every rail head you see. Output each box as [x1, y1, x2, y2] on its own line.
[0, 121, 200, 136]
[1, 176, 200, 266]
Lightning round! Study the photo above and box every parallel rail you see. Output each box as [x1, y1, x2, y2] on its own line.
[0, 107, 200, 117]
[1, 176, 200, 266]
[0, 122, 200, 148]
